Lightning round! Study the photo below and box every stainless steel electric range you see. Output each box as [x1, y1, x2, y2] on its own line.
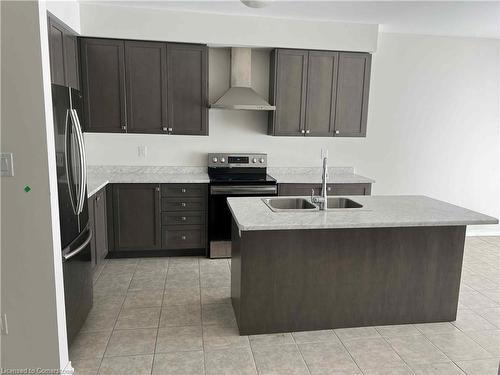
[208, 153, 277, 258]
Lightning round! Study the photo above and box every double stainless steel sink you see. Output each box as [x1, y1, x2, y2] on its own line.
[263, 197, 363, 212]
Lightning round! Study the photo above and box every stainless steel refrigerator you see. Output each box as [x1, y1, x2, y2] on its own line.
[52, 84, 92, 345]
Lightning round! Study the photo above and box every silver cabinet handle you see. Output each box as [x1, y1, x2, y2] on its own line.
[156, 186, 160, 192]
[306, 129, 310, 134]
[300, 129, 305, 134]
[63, 229, 92, 261]
[181, 235, 187, 240]
[168, 127, 173, 132]
[181, 188, 187, 193]
[181, 202, 187, 207]
[335, 130, 340, 134]
[181, 216, 187, 221]
[121, 124, 126, 130]
[162, 127, 168, 132]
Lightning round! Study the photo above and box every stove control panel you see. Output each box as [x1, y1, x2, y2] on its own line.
[208, 153, 267, 168]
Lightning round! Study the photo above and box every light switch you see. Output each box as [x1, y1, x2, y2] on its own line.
[0, 153, 14, 177]
[138, 146, 147, 158]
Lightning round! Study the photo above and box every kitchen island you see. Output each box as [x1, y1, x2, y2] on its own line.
[227, 195, 498, 335]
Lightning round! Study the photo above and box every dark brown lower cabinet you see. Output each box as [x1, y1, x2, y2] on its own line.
[88, 187, 108, 270]
[278, 183, 371, 196]
[108, 183, 207, 255]
[112, 184, 161, 251]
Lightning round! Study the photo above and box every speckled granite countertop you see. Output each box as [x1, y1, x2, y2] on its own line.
[86, 166, 210, 197]
[269, 167, 375, 184]
[227, 195, 498, 231]
[86, 166, 375, 197]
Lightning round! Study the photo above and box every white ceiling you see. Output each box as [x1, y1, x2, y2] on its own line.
[90, 1, 500, 39]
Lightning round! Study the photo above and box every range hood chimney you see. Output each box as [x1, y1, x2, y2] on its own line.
[211, 48, 276, 111]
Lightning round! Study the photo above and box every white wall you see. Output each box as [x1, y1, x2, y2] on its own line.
[46, 0, 80, 33]
[85, 33, 500, 235]
[1, 1, 69, 370]
[79, 2, 378, 52]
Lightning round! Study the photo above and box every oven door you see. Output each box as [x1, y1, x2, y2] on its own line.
[208, 184, 277, 258]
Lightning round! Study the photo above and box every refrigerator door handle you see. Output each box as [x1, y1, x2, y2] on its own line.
[70, 109, 86, 214]
[64, 109, 78, 214]
[63, 229, 92, 261]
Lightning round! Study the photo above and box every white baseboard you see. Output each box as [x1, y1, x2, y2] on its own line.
[63, 361, 74, 374]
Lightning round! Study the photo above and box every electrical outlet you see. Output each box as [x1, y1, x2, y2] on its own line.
[1, 313, 9, 335]
[138, 146, 147, 158]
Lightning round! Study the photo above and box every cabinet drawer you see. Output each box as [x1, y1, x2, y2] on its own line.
[162, 225, 205, 249]
[162, 212, 205, 226]
[162, 197, 206, 212]
[162, 184, 206, 197]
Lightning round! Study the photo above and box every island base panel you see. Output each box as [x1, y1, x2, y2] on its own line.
[231, 220, 465, 335]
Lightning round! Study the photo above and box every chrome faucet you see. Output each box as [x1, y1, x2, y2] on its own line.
[311, 150, 328, 210]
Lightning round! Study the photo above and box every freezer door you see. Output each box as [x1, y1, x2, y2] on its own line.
[63, 226, 93, 345]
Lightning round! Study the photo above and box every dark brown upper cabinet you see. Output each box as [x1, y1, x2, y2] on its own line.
[269, 49, 371, 137]
[125, 41, 168, 133]
[305, 51, 339, 136]
[334, 52, 371, 137]
[268, 49, 308, 136]
[80, 38, 208, 135]
[112, 184, 161, 251]
[167, 43, 208, 135]
[80, 38, 127, 133]
[47, 13, 80, 89]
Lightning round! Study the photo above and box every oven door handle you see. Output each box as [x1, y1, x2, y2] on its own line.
[210, 185, 277, 195]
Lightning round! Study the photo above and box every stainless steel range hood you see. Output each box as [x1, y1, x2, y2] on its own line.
[210, 48, 276, 111]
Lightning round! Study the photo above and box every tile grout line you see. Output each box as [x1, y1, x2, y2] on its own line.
[378, 328, 460, 375]
[196, 256, 212, 375]
[247, 337, 261, 374]
[150, 258, 170, 375]
[290, 332, 313, 375]
[96, 258, 139, 374]
[331, 330, 367, 375]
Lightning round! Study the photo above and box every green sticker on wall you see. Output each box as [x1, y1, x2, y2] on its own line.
[24, 185, 31, 193]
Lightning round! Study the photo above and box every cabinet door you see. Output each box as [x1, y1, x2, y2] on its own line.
[305, 51, 339, 136]
[112, 184, 161, 251]
[334, 53, 371, 137]
[64, 34, 80, 90]
[94, 189, 108, 261]
[269, 49, 308, 136]
[125, 41, 168, 134]
[167, 43, 208, 135]
[80, 38, 126, 133]
[48, 16, 65, 86]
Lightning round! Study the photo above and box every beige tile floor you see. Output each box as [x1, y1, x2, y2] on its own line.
[71, 236, 500, 375]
